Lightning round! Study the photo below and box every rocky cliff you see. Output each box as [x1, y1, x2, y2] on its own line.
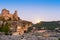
[0, 9, 20, 21]
[0, 9, 33, 35]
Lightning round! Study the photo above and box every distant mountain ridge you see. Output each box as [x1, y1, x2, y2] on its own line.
[33, 21, 60, 30]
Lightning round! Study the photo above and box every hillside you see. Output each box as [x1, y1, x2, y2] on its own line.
[33, 21, 60, 30]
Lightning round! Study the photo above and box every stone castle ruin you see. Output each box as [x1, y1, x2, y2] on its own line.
[0, 9, 33, 35]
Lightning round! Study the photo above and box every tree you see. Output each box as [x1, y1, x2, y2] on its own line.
[2, 22, 9, 35]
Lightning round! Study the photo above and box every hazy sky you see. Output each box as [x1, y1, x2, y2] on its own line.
[0, 0, 60, 23]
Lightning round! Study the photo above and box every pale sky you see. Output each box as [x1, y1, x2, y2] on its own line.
[0, 0, 60, 24]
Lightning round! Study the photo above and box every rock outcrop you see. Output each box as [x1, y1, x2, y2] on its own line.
[0, 9, 20, 21]
[0, 9, 33, 35]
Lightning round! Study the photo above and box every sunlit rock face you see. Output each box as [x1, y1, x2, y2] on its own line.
[0, 9, 20, 21]
[0, 9, 33, 35]
[11, 21, 33, 35]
